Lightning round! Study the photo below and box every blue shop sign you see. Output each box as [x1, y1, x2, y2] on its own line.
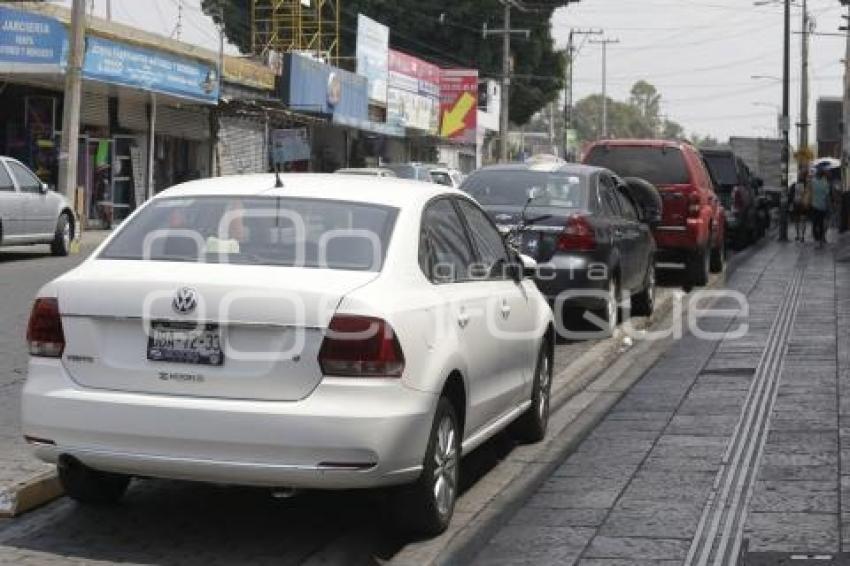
[280, 53, 368, 122]
[83, 36, 219, 104]
[0, 7, 67, 73]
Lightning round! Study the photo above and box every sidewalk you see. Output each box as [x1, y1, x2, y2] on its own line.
[472, 236, 850, 563]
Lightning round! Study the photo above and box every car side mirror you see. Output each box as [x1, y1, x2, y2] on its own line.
[39, 182, 49, 194]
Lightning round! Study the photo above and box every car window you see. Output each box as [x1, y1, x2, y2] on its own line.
[0, 164, 14, 192]
[456, 198, 511, 280]
[598, 176, 622, 217]
[430, 172, 453, 187]
[615, 189, 638, 221]
[420, 198, 476, 283]
[7, 161, 41, 192]
[100, 196, 397, 271]
[703, 154, 738, 186]
[585, 146, 690, 185]
[463, 170, 588, 208]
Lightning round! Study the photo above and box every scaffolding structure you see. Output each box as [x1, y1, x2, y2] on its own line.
[251, 0, 340, 66]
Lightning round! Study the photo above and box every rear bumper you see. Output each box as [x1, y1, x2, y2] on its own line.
[22, 358, 436, 489]
[532, 254, 609, 309]
[653, 217, 710, 254]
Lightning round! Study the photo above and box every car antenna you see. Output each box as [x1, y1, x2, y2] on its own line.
[274, 164, 284, 188]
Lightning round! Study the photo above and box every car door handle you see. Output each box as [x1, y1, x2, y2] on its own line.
[457, 310, 470, 329]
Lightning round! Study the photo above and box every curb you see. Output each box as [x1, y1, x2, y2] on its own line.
[0, 470, 62, 519]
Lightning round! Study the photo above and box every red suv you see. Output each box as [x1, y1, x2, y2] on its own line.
[583, 139, 725, 286]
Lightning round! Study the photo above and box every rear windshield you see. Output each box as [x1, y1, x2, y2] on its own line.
[585, 146, 690, 185]
[99, 196, 397, 271]
[462, 170, 588, 208]
[702, 154, 738, 187]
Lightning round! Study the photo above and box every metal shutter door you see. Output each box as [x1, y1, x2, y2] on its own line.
[118, 94, 148, 131]
[218, 117, 266, 175]
[156, 106, 210, 141]
[80, 92, 108, 128]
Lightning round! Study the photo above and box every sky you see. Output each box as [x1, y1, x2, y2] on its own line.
[54, 0, 847, 144]
[552, 0, 847, 142]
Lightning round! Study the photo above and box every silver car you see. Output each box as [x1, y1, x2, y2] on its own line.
[0, 156, 75, 256]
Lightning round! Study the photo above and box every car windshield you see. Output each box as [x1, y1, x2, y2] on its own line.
[462, 170, 588, 208]
[585, 146, 690, 185]
[702, 154, 738, 187]
[99, 196, 397, 271]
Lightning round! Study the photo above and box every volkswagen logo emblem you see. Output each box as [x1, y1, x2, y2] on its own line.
[172, 287, 198, 315]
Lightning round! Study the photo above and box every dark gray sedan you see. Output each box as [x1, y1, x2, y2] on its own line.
[0, 156, 75, 256]
[461, 162, 657, 332]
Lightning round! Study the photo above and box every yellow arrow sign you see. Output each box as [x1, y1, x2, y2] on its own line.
[441, 91, 476, 138]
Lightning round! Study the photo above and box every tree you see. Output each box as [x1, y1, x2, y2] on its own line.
[201, 0, 566, 125]
[629, 80, 661, 133]
[571, 81, 694, 144]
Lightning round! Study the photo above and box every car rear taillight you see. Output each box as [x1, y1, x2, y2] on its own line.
[688, 192, 702, 217]
[557, 214, 596, 251]
[27, 298, 65, 358]
[318, 315, 405, 377]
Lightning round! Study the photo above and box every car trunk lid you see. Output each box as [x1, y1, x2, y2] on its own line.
[57, 260, 378, 401]
[487, 205, 584, 262]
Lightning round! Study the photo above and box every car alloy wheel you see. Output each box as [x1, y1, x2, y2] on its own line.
[432, 415, 458, 518]
[537, 352, 551, 423]
[606, 277, 619, 332]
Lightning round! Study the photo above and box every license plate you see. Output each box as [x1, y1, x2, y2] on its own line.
[147, 321, 224, 366]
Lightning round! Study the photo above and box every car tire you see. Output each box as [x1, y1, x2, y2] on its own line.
[514, 341, 552, 444]
[391, 397, 460, 536]
[632, 263, 656, 317]
[58, 457, 130, 505]
[596, 275, 620, 337]
[50, 213, 72, 257]
[686, 246, 709, 287]
[710, 238, 726, 274]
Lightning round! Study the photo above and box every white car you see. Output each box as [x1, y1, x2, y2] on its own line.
[22, 173, 553, 535]
[429, 167, 465, 189]
[0, 156, 75, 255]
[334, 167, 397, 178]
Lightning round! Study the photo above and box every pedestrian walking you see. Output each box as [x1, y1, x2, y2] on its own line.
[810, 165, 832, 248]
[788, 170, 810, 242]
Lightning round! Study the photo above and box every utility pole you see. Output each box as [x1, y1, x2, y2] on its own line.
[105, 0, 111, 21]
[779, 0, 791, 242]
[798, 0, 811, 160]
[842, 1, 850, 195]
[563, 28, 602, 159]
[482, 1, 529, 163]
[57, 0, 86, 247]
[589, 37, 619, 139]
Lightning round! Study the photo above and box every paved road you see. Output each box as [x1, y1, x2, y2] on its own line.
[0, 233, 737, 565]
[473, 236, 850, 564]
[0, 234, 107, 491]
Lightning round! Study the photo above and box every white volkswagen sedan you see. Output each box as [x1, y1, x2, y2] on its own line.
[22, 174, 553, 535]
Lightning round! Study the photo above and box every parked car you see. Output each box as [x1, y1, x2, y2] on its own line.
[461, 161, 657, 333]
[429, 167, 464, 188]
[701, 148, 761, 248]
[22, 173, 554, 536]
[384, 162, 436, 182]
[0, 156, 75, 256]
[583, 139, 726, 287]
[334, 167, 397, 178]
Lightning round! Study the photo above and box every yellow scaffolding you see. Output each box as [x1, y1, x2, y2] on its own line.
[251, 0, 340, 66]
